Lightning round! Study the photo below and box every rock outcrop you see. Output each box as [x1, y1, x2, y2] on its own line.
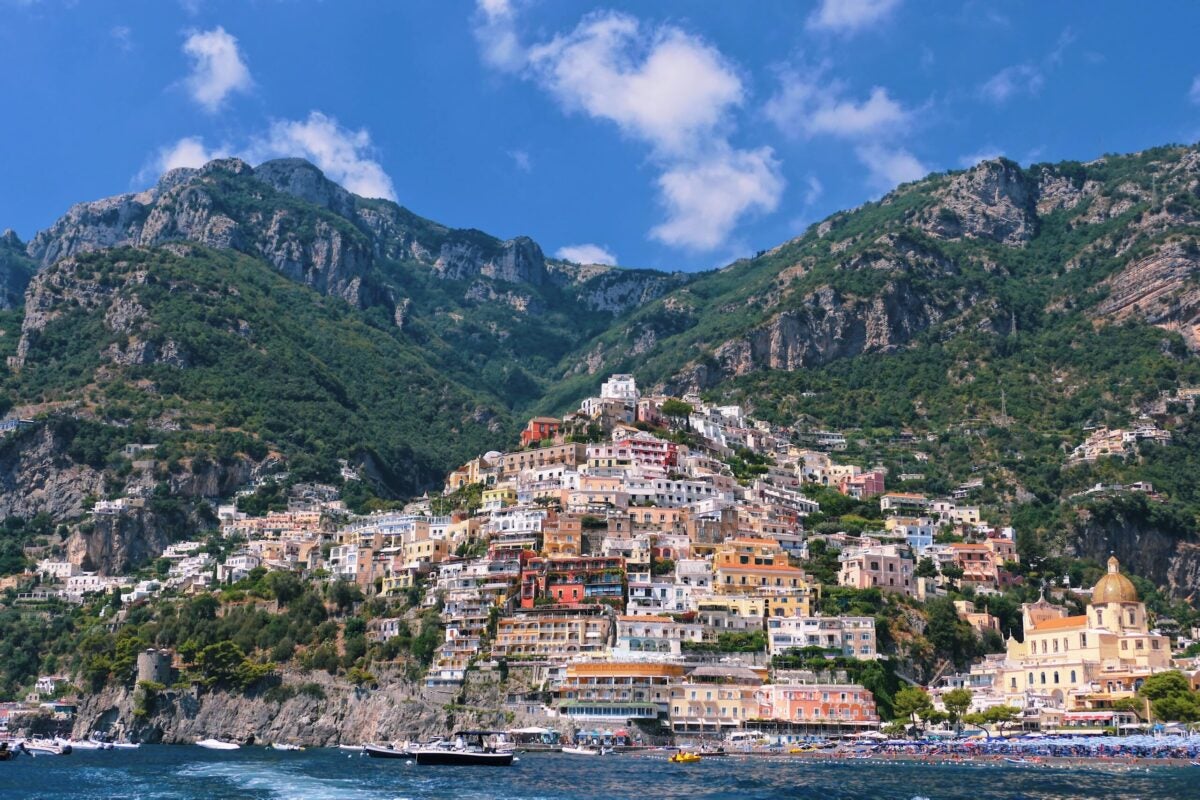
[0, 228, 35, 308]
[73, 665, 551, 747]
[921, 159, 1037, 245]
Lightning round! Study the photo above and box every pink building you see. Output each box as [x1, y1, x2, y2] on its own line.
[840, 470, 885, 500]
[838, 543, 915, 597]
[764, 683, 879, 728]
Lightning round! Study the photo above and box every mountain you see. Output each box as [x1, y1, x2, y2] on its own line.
[553, 149, 1200, 408]
[3, 144, 1200, 581]
[0, 229, 35, 310]
[22, 157, 687, 410]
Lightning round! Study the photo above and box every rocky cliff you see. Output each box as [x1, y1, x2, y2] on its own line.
[72, 665, 550, 747]
[0, 228, 34, 309]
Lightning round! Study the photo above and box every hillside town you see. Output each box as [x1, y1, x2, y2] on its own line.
[6, 373, 1199, 743]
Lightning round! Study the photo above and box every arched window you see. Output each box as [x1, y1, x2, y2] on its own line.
[1040, 672, 1046, 685]
[1053, 671, 1059, 684]
[1070, 670, 1077, 683]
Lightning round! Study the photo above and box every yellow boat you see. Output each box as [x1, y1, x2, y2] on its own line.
[789, 745, 818, 754]
[670, 751, 702, 764]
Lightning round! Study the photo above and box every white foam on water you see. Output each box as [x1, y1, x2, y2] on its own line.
[177, 760, 405, 800]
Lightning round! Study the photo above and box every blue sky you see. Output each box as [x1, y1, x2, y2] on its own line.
[2, 0, 1199, 272]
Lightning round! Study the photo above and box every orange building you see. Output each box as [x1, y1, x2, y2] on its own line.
[520, 417, 562, 447]
[712, 537, 809, 594]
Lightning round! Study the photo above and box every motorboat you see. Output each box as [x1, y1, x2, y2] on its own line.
[413, 731, 514, 766]
[669, 751, 701, 764]
[363, 742, 410, 759]
[337, 743, 364, 751]
[196, 738, 241, 750]
[110, 741, 141, 750]
[65, 737, 112, 751]
[21, 738, 71, 756]
[270, 743, 304, 751]
[561, 745, 610, 756]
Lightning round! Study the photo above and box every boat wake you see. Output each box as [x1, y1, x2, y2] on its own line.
[177, 761, 410, 800]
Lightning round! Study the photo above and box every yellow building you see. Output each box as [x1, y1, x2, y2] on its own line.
[481, 486, 517, 511]
[994, 557, 1171, 709]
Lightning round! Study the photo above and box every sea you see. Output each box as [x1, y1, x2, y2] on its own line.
[0, 747, 1194, 800]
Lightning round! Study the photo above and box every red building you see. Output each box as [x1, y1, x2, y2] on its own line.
[520, 555, 626, 608]
[521, 416, 562, 447]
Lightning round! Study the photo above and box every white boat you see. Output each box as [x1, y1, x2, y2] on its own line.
[110, 742, 141, 750]
[337, 743, 364, 751]
[561, 745, 608, 756]
[20, 738, 71, 756]
[196, 738, 241, 750]
[64, 737, 111, 751]
[271, 743, 304, 751]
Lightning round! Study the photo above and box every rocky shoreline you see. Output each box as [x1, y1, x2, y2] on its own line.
[69, 666, 554, 747]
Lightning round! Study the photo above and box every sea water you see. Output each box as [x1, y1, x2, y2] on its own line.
[0, 747, 1193, 799]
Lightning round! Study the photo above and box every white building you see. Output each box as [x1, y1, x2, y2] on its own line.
[600, 374, 640, 401]
[768, 616, 878, 658]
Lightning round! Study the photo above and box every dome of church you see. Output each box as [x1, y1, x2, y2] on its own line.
[1092, 556, 1138, 603]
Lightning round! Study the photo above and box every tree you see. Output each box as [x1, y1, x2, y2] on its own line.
[892, 686, 934, 734]
[329, 580, 363, 614]
[982, 704, 1020, 735]
[660, 399, 694, 420]
[915, 557, 938, 579]
[942, 688, 973, 733]
[1138, 671, 1200, 722]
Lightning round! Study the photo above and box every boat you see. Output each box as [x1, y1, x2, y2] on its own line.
[363, 742, 410, 759]
[561, 745, 609, 756]
[337, 743, 365, 751]
[21, 738, 71, 756]
[110, 742, 141, 750]
[669, 751, 701, 764]
[270, 743, 305, 751]
[413, 731, 515, 766]
[196, 738, 241, 750]
[64, 737, 112, 751]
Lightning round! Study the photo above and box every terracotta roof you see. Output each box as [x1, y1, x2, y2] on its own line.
[1032, 615, 1088, 631]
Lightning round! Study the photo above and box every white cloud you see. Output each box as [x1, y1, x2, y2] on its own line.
[527, 11, 744, 157]
[978, 64, 1043, 104]
[651, 147, 784, 251]
[807, 0, 902, 34]
[958, 147, 1004, 168]
[140, 113, 396, 201]
[475, 6, 780, 251]
[556, 243, 617, 265]
[246, 112, 397, 200]
[507, 149, 532, 172]
[182, 26, 252, 113]
[111, 25, 133, 52]
[1190, 75, 1200, 105]
[135, 136, 230, 185]
[803, 175, 824, 206]
[473, 0, 524, 72]
[766, 66, 911, 140]
[856, 144, 927, 193]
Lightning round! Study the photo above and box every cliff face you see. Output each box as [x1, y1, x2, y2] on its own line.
[1065, 501, 1200, 598]
[0, 425, 106, 521]
[72, 666, 543, 747]
[561, 147, 1200, 399]
[0, 419, 256, 574]
[26, 159, 386, 310]
[0, 229, 35, 309]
